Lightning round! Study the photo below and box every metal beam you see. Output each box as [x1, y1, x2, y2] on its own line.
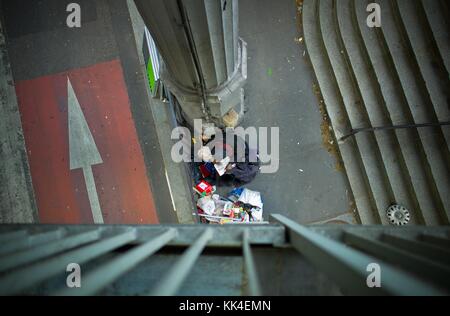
[0, 230, 28, 243]
[242, 229, 262, 296]
[56, 229, 177, 296]
[0, 229, 137, 295]
[344, 231, 450, 289]
[0, 229, 64, 256]
[149, 228, 214, 296]
[381, 233, 450, 266]
[271, 214, 445, 295]
[0, 224, 285, 247]
[420, 233, 450, 249]
[0, 229, 102, 273]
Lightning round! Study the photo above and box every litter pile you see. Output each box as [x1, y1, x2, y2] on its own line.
[191, 126, 264, 224]
[195, 183, 264, 225]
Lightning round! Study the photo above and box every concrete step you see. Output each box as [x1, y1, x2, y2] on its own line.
[336, 0, 421, 224]
[395, 0, 450, 149]
[354, 0, 443, 225]
[420, 0, 450, 76]
[320, 0, 394, 225]
[303, 0, 380, 224]
[302, 0, 450, 225]
[378, 0, 449, 223]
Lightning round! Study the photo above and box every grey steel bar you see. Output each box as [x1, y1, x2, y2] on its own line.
[56, 229, 177, 296]
[420, 234, 450, 249]
[344, 231, 450, 289]
[196, 213, 270, 224]
[150, 228, 214, 296]
[0, 229, 136, 295]
[0, 224, 286, 247]
[0, 229, 64, 256]
[381, 233, 450, 266]
[0, 230, 28, 243]
[0, 229, 102, 273]
[271, 214, 445, 295]
[340, 121, 450, 141]
[242, 229, 262, 296]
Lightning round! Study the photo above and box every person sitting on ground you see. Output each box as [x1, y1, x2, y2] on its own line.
[198, 127, 260, 185]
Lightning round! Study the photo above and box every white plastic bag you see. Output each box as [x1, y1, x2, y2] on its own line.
[197, 196, 216, 215]
[238, 189, 263, 209]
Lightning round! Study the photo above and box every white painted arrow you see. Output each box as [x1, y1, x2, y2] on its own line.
[68, 77, 104, 224]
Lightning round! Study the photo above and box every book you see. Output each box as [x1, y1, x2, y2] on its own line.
[193, 180, 214, 196]
[214, 156, 231, 176]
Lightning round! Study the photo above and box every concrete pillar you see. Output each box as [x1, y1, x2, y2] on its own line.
[134, 0, 247, 127]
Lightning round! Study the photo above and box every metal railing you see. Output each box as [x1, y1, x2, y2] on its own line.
[271, 215, 450, 296]
[0, 216, 449, 295]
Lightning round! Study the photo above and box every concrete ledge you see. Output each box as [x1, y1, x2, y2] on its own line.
[127, 0, 195, 224]
[0, 18, 38, 223]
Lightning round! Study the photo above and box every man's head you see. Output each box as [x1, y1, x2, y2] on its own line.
[201, 124, 216, 142]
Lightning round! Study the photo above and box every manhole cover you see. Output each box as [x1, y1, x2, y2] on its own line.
[386, 204, 410, 226]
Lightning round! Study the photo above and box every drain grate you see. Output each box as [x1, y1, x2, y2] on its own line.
[387, 204, 411, 226]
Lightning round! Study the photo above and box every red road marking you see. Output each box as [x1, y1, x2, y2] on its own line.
[15, 60, 159, 224]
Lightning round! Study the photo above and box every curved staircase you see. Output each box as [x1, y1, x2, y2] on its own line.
[303, 0, 450, 225]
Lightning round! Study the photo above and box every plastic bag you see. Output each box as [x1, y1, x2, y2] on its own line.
[238, 189, 263, 209]
[197, 196, 216, 215]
